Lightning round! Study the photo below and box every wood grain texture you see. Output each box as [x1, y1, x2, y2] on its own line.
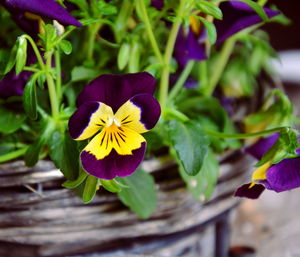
[0, 151, 253, 257]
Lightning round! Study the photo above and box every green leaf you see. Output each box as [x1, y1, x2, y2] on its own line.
[257, 129, 300, 167]
[62, 167, 88, 189]
[0, 108, 26, 134]
[179, 150, 219, 201]
[100, 179, 122, 193]
[68, 0, 89, 12]
[59, 40, 72, 55]
[96, 0, 117, 15]
[15, 36, 27, 75]
[235, 0, 268, 21]
[117, 169, 157, 219]
[196, 16, 217, 44]
[71, 66, 99, 82]
[23, 74, 38, 120]
[48, 130, 79, 180]
[0, 147, 28, 163]
[25, 118, 55, 167]
[117, 43, 130, 70]
[196, 1, 223, 20]
[38, 24, 58, 51]
[128, 40, 140, 73]
[168, 120, 209, 176]
[0, 50, 10, 75]
[2, 44, 18, 75]
[244, 89, 293, 133]
[83, 175, 99, 204]
[36, 72, 46, 89]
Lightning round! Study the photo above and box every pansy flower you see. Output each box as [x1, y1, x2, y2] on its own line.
[174, 16, 207, 67]
[0, 69, 31, 98]
[68, 72, 161, 179]
[235, 133, 300, 199]
[1, 0, 82, 36]
[174, 1, 279, 66]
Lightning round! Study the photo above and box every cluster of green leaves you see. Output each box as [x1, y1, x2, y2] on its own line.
[257, 128, 300, 167]
[0, 0, 295, 218]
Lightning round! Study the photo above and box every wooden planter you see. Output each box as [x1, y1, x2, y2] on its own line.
[0, 149, 253, 257]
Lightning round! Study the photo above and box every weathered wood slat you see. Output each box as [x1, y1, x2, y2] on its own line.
[0, 151, 253, 257]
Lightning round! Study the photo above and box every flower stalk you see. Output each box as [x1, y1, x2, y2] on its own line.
[204, 37, 236, 96]
[45, 51, 59, 118]
[136, 0, 164, 64]
[205, 126, 289, 139]
[159, 0, 186, 109]
[168, 60, 195, 102]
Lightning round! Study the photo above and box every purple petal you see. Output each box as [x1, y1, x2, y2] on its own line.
[68, 101, 102, 140]
[170, 73, 198, 89]
[174, 27, 207, 67]
[0, 70, 32, 98]
[264, 157, 300, 192]
[3, 0, 82, 27]
[246, 133, 279, 160]
[0, 46, 38, 98]
[81, 142, 146, 179]
[151, 0, 164, 10]
[3, 9, 40, 35]
[129, 94, 161, 130]
[234, 183, 265, 199]
[76, 72, 156, 112]
[215, 1, 280, 43]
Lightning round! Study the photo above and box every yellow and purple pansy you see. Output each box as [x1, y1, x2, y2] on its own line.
[174, 1, 279, 66]
[235, 134, 300, 199]
[1, 0, 82, 36]
[68, 72, 161, 179]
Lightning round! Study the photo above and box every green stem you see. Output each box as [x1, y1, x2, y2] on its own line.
[54, 50, 62, 102]
[136, 0, 164, 63]
[164, 108, 189, 122]
[205, 37, 236, 96]
[23, 66, 40, 72]
[23, 35, 45, 69]
[87, 22, 102, 62]
[159, 0, 186, 109]
[198, 61, 208, 90]
[258, 0, 268, 6]
[168, 60, 195, 102]
[45, 51, 59, 118]
[0, 147, 28, 163]
[98, 37, 119, 48]
[114, 0, 133, 43]
[54, 27, 76, 45]
[205, 126, 288, 139]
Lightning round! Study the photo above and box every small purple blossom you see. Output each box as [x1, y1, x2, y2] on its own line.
[175, 1, 279, 66]
[235, 134, 300, 199]
[0, 70, 31, 98]
[68, 72, 161, 179]
[2, 0, 82, 36]
[151, 0, 164, 10]
[0, 47, 36, 99]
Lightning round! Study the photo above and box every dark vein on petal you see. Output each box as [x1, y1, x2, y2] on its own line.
[121, 115, 130, 122]
[113, 133, 120, 147]
[100, 131, 106, 146]
[106, 132, 109, 149]
[122, 120, 133, 125]
[117, 132, 126, 142]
